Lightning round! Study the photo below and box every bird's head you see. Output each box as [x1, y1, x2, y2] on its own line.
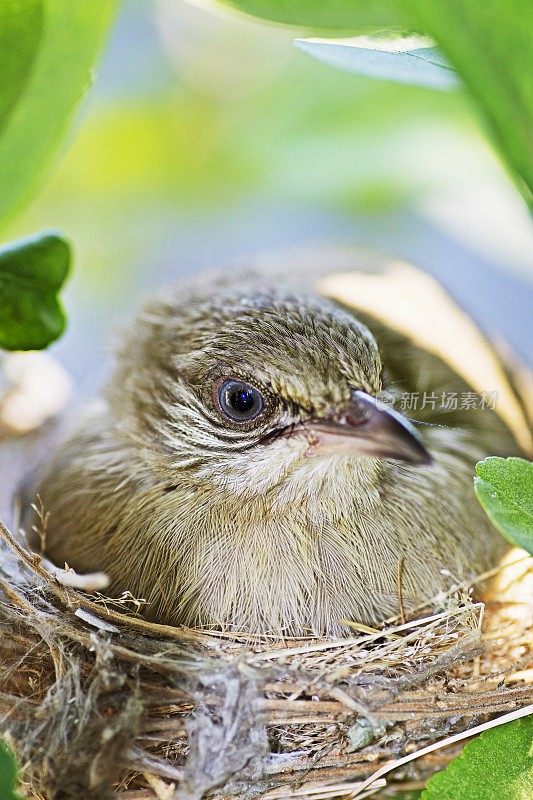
[110, 283, 431, 498]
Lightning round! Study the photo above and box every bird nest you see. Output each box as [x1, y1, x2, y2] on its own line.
[0, 521, 531, 800]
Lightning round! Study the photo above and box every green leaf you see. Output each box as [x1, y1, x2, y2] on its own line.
[421, 717, 533, 800]
[0, 1, 43, 131]
[0, 0, 118, 226]
[215, 0, 406, 33]
[0, 231, 71, 351]
[295, 36, 458, 90]
[475, 457, 533, 555]
[216, 1, 533, 203]
[399, 0, 533, 205]
[0, 739, 22, 800]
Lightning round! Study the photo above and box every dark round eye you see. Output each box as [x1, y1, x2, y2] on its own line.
[219, 380, 264, 422]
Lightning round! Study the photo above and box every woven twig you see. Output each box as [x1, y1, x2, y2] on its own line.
[0, 520, 531, 800]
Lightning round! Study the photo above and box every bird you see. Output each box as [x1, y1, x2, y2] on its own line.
[24, 252, 531, 637]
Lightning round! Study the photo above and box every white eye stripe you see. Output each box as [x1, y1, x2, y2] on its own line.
[157, 411, 261, 455]
[156, 375, 283, 458]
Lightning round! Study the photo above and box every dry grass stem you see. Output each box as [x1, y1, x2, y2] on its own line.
[0, 520, 531, 799]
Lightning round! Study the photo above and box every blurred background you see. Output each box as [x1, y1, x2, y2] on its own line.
[3, 0, 532, 397]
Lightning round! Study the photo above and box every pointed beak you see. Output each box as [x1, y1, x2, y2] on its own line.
[306, 390, 432, 466]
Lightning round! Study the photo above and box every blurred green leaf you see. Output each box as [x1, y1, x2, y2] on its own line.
[0, 0, 118, 227]
[400, 0, 533, 205]
[216, 0, 406, 32]
[217, 1, 532, 203]
[421, 717, 533, 800]
[0, 739, 22, 800]
[295, 37, 458, 90]
[0, 1, 43, 131]
[0, 231, 71, 350]
[474, 457, 533, 554]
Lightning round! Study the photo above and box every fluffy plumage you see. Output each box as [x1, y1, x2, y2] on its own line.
[27, 263, 526, 637]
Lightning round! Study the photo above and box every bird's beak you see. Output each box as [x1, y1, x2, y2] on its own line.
[305, 390, 432, 466]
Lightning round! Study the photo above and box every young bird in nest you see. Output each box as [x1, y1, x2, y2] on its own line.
[27, 258, 531, 637]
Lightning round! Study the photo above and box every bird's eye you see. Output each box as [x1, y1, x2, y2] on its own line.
[219, 380, 264, 422]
